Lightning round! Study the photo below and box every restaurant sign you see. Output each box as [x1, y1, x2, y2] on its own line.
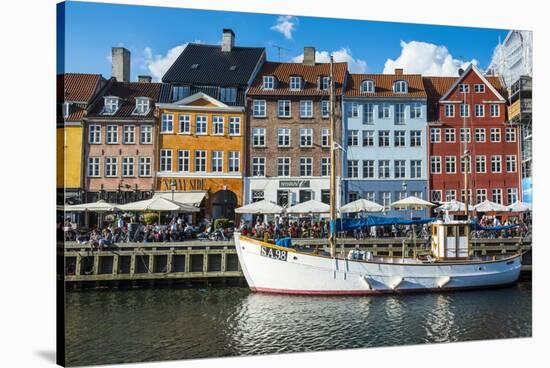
[159, 178, 207, 191]
[279, 180, 310, 188]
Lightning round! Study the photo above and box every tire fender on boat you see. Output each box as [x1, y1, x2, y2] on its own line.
[437, 276, 451, 288]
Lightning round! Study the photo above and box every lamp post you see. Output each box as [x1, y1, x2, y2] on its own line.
[170, 178, 176, 201]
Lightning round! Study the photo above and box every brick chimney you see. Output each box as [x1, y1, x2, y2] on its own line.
[112, 47, 130, 82]
[395, 68, 404, 75]
[138, 75, 152, 83]
[303, 47, 316, 66]
[221, 29, 235, 52]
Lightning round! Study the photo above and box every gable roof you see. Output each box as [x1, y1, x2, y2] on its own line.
[439, 64, 505, 102]
[248, 61, 348, 96]
[161, 43, 265, 86]
[345, 73, 426, 98]
[57, 73, 104, 103]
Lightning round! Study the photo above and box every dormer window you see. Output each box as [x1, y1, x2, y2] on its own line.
[393, 80, 408, 94]
[171, 85, 190, 101]
[102, 97, 119, 115]
[320, 76, 330, 90]
[290, 76, 302, 90]
[63, 102, 71, 118]
[133, 97, 150, 115]
[263, 76, 275, 90]
[361, 80, 375, 93]
[220, 87, 237, 103]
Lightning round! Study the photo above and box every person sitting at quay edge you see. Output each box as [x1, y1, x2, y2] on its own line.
[99, 228, 113, 249]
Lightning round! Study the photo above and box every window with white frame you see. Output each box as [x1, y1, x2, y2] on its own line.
[347, 160, 359, 178]
[492, 189, 503, 204]
[475, 155, 486, 173]
[179, 115, 191, 134]
[211, 151, 223, 172]
[194, 150, 206, 172]
[460, 104, 470, 117]
[212, 116, 224, 135]
[394, 160, 406, 178]
[321, 128, 330, 147]
[410, 160, 422, 179]
[445, 156, 456, 174]
[459, 84, 469, 93]
[228, 151, 240, 173]
[278, 100, 291, 117]
[263, 76, 274, 90]
[290, 76, 302, 90]
[476, 189, 487, 204]
[363, 130, 374, 147]
[378, 130, 390, 147]
[506, 155, 517, 172]
[395, 103, 406, 124]
[278, 128, 290, 147]
[106, 125, 118, 144]
[394, 130, 406, 147]
[105, 157, 118, 177]
[430, 128, 441, 143]
[445, 104, 455, 117]
[196, 115, 207, 135]
[349, 102, 359, 118]
[347, 130, 359, 146]
[505, 127, 516, 142]
[381, 191, 392, 207]
[363, 160, 375, 178]
[139, 125, 152, 144]
[300, 100, 313, 118]
[507, 188, 518, 205]
[219, 87, 237, 103]
[411, 103, 422, 119]
[171, 85, 190, 101]
[178, 150, 190, 172]
[445, 128, 456, 143]
[299, 157, 313, 177]
[300, 128, 313, 147]
[490, 128, 501, 142]
[491, 155, 502, 173]
[160, 150, 172, 172]
[474, 84, 485, 93]
[321, 157, 330, 177]
[229, 117, 241, 135]
[446, 189, 457, 202]
[134, 98, 150, 115]
[364, 103, 374, 124]
[461, 189, 472, 204]
[161, 114, 174, 133]
[122, 157, 134, 177]
[139, 157, 152, 177]
[393, 80, 408, 93]
[321, 100, 330, 118]
[475, 104, 484, 117]
[320, 76, 330, 90]
[102, 97, 119, 114]
[431, 156, 441, 174]
[348, 192, 359, 203]
[277, 157, 291, 177]
[490, 104, 500, 117]
[461, 156, 471, 173]
[410, 130, 422, 147]
[475, 128, 486, 142]
[380, 103, 391, 119]
[364, 191, 376, 202]
[252, 100, 267, 117]
[378, 160, 390, 178]
[460, 128, 471, 143]
[361, 80, 374, 93]
[123, 125, 135, 144]
[87, 157, 100, 177]
[431, 190, 442, 202]
[252, 157, 265, 177]
[89, 125, 101, 144]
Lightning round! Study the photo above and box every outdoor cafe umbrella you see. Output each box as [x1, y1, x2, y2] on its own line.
[118, 197, 199, 213]
[339, 198, 384, 213]
[390, 196, 435, 209]
[435, 200, 474, 212]
[506, 201, 532, 212]
[286, 199, 330, 215]
[64, 199, 120, 212]
[474, 199, 508, 213]
[234, 199, 283, 214]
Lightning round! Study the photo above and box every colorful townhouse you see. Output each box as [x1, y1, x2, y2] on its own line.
[342, 69, 429, 217]
[245, 48, 347, 208]
[83, 48, 165, 204]
[423, 64, 522, 207]
[157, 29, 266, 221]
[57, 73, 107, 206]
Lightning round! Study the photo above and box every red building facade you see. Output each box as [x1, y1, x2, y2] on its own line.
[425, 65, 521, 207]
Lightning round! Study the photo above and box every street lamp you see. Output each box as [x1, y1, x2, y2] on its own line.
[170, 178, 177, 201]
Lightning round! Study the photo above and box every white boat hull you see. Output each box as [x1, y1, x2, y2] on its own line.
[234, 233, 522, 295]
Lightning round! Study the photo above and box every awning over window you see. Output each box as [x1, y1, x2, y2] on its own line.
[153, 191, 207, 207]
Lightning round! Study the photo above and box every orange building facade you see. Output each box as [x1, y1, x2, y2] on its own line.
[155, 93, 245, 221]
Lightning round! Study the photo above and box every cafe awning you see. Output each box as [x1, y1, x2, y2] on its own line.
[153, 191, 207, 207]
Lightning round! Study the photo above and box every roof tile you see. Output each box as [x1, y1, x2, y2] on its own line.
[345, 73, 426, 98]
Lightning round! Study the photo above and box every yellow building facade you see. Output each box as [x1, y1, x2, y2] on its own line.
[57, 125, 84, 190]
[155, 92, 245, 221]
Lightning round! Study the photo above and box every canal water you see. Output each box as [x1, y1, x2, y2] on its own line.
[65, 282, 532, 366]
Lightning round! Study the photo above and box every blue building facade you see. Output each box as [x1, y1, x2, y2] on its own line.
[341, 71, 429, 218]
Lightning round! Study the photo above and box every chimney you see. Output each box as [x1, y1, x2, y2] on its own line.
[112, 47, 130, 82]
[138, 75, 152, 83]
[303, 47, 316, 66]
[395, 68, 403, 75]
[458, 68, 465, 76]
[221, 29, 235, 52]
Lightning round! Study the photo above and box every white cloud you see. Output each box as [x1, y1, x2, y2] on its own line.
[291, 47, 367, 73]
[143, 41, 201, 81]
[271, 15, 298, 40]
[383, 40, 478, 76]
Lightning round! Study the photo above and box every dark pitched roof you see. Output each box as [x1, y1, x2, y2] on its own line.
[345, 73, 426, 98]
[248, 61, 348, 96]
[161, 44, 265, 86]
[87, 81, 163, 119]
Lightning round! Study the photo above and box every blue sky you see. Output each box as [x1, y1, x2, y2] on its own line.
[59, 1, 509, 81]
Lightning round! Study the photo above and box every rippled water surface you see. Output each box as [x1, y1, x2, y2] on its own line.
[65, 283, 531, 366]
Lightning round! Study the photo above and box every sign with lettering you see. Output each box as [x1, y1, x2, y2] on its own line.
[159, 178, 207, 191]
[279, 180, 310, 188]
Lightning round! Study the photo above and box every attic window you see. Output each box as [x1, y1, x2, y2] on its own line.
[229, 65, 237, 71]
[191, 64, 199, 69]
[320, 76, 330, 90]
[171, 85, 190, 101]
[133, 97, 150, 115]
[263, 76, 275, 90]
[102, 97, 119, 115]
[393, 80, 408, 94]
[290, 76, 302, 90]
[361, 80, 375, 93]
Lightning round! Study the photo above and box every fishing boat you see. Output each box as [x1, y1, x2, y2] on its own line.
[233, 57, 523, 295]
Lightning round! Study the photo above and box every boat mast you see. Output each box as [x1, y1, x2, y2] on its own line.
[329, 55, 337, 257]
[462, 89, 470, 219]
